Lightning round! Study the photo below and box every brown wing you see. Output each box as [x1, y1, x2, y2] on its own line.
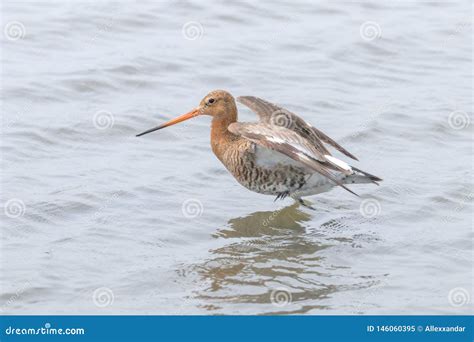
[237, 96, 359, 161]
[228, 122, 359, 197]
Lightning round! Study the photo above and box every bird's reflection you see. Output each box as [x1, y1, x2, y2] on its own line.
[214, 202, 310, 238]
[190, 203, 343, 314]
[177, 203, 383, 314]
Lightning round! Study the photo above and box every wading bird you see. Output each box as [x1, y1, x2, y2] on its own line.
[137, 90, 381, 209]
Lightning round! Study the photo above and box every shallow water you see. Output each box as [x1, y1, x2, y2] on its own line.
[1, 1, 472, 315]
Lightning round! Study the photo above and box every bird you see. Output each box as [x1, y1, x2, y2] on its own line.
[136, 90, 382, 209]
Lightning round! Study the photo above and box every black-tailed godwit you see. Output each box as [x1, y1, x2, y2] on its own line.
[137, 90, 381, 208]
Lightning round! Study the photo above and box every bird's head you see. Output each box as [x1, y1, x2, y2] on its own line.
[136, 90, 236, 137]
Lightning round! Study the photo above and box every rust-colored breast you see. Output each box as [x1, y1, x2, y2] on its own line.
[209, 103, 308, 196]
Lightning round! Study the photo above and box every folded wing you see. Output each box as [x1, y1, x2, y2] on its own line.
[228, 122, 359, 197]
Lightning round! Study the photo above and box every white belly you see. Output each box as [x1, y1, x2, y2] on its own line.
[252, 144, 360, 198]
[295, 173, 336, 197]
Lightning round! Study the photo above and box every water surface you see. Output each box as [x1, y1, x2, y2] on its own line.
[1, 0, 472, 314]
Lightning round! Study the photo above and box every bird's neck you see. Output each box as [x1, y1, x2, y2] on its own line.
[210, 105, 239, 162]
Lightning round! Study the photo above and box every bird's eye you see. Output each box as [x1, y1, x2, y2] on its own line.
[208, 98, 215, 104]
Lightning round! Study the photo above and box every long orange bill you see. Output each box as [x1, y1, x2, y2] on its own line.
[136, 108, 200, 137]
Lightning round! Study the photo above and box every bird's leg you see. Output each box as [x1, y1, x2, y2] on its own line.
[274, 191, 290, 202]
[298, 198, 316, 210]
[289, 192, 316, 210]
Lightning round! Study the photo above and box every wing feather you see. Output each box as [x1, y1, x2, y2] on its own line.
[237, 96, 358, 161]
[228, 122, 359, 197]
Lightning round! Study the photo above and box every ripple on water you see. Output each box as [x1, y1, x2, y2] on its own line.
[1, 0, 471, 315]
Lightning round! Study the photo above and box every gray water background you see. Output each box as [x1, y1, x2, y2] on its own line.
[1, 0, 472, 314]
